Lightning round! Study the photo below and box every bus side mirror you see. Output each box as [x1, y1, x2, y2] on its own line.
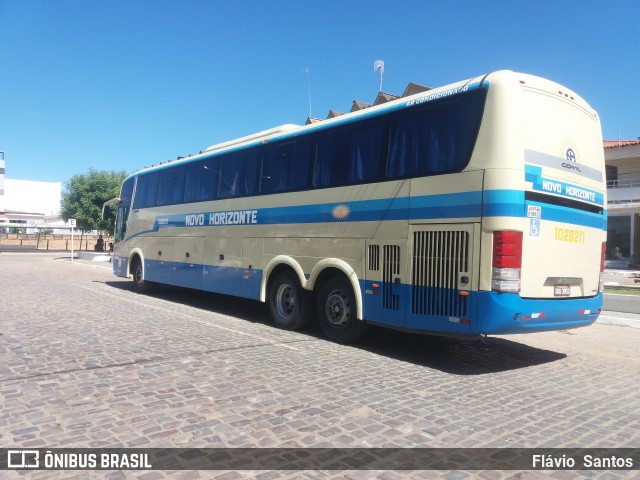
[102, 197, 121, 221]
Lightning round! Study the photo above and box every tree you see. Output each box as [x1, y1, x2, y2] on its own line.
[61, 169, 128, 234]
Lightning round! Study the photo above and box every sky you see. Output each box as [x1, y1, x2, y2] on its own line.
[1, 0, 639, 184]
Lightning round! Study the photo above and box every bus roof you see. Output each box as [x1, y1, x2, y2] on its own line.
[203, 124, 301, 153]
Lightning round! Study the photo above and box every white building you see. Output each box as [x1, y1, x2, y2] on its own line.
[604, 139, 640, 267]
[0, 162, 65, 233]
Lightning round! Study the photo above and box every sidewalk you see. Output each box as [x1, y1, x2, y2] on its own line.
[55, 253, 113, 270]
[600, 269, 640, 328]
[598, 310, 640, 329]
[602, 268, 640, 288]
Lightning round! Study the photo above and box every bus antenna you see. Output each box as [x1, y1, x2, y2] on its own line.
[374, 60, 384, 92]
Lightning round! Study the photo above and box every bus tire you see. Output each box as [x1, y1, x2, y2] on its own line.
[131, 257, 153, 294]
[268, 271, 313, 330]
[316, 276, 367, 343]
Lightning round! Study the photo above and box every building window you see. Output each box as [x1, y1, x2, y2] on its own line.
[607, 215, 630, 261]
[606, 165, 618, 187]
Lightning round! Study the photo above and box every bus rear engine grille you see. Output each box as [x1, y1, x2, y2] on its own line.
[412, 230, 469, 317]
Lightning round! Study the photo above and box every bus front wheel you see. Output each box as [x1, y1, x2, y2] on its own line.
[131, 257, 153, 294]
[268, 271, 312, 330]
[316, 276, 367, 343]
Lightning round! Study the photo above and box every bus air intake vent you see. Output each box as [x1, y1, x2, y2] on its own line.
[412, 230, 469, 317]
[368, 244, 380, 272]
[382, 245, 400, 310]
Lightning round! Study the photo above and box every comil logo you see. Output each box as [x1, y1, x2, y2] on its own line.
[7, 450, 40, 468]
[561, 147, 581, 173]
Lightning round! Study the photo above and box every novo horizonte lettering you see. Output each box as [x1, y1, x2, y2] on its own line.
[207, 210, 258, 226]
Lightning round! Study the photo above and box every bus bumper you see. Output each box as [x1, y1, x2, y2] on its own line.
[475, 291, 602, 334]
[113, 255, 129, 278]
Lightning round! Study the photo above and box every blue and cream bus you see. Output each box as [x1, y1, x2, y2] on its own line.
[104, 70, 606, 343]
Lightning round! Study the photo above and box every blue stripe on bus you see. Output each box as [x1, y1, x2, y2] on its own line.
[482, 189, 525, 218]
[143, 259, 263, 298]
[139, 189, 603, 234]
[123, 187, 606, 244]
[257, 191, 486, 223]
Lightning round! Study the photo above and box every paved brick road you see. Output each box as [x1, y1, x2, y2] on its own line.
[1, 253, 639, 479]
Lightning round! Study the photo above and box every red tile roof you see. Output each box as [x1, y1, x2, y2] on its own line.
[604, 139, 640, 148]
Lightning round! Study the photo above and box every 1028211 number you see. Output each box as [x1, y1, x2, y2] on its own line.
[554, 227, 585, 244]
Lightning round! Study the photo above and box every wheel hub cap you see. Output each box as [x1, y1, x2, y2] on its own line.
[325, 290, 350, 327]
[275, 284, 295, 318]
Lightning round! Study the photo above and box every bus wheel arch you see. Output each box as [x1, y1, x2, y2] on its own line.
[309, 259, 363, 320]
[263, 258, 313, 330]
[311, 262, 367, 344]
[261, 256, 308, 302]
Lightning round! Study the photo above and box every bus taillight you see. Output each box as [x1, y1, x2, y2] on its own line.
[492, 231, 522, 293]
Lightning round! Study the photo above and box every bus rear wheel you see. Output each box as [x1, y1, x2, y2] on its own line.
[316, 276, 367, 343]
[268, 271, 312, 330]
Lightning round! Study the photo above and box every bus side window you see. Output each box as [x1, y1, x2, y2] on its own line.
[261, 140, 311, 194]
[314, 129, 349, 188]
[120, 177, 135, 206]
[218, 149, 260, 198]
[387, 94, 483, 179]
[114, 177, 134, 242]
[184, 158, 219, 203]
[388, 114, 420, 178]
[423, 101, 479, 173]
[349, 122, 383, 184]
[157, 166, 186, 206]
[133, 171, 160, 208]
[115, 205, 129, 241]
[313, 122, 382, 188]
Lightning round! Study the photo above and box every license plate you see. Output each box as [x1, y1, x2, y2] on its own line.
[554, 285, 571, 297]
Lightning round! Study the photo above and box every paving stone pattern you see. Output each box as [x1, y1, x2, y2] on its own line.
[1, 253, 638, 479]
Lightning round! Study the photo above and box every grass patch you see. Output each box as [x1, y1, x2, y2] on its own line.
[604, 287, 640, 296]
